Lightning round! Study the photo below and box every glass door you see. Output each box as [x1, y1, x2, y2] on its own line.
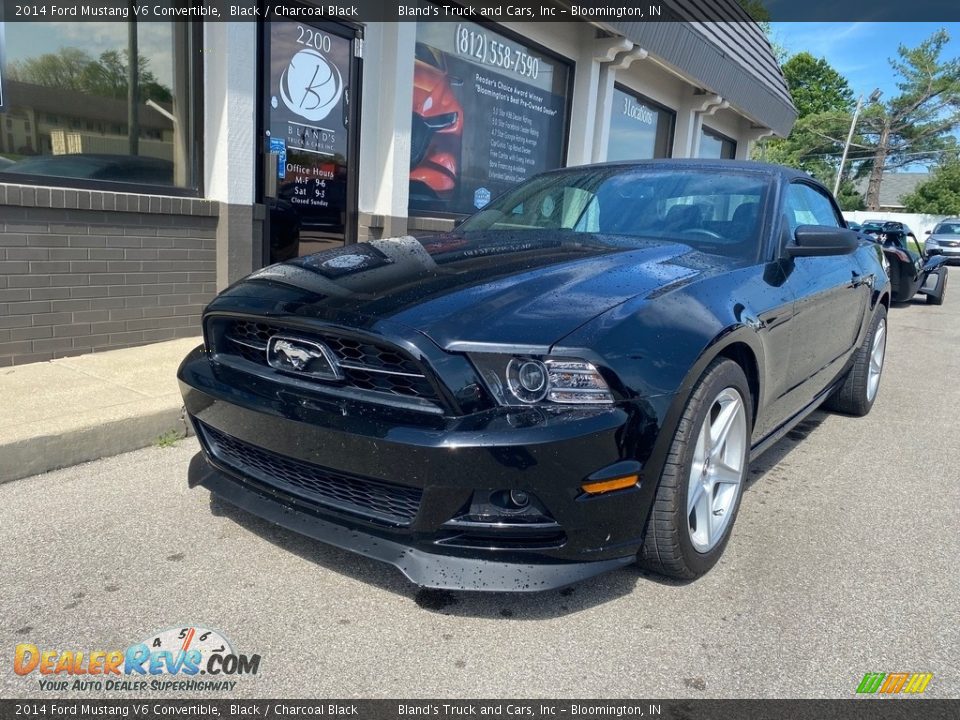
[261, 19, 361, 264]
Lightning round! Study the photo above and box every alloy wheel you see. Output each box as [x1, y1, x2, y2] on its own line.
[867, 318, 886, 403]
[687, 387, 748, 553]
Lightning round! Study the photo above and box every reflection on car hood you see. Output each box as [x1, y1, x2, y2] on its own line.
[236, 231, 732, 349]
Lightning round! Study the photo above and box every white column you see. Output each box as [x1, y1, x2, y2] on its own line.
[566, 37, 632, 167]
[672, 92, 724, 158]
[736, 128, 774, 160]
[204, 22, 258, 288]
[357, 22, 417, 238]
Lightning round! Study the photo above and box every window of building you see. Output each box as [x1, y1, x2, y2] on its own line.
[606, 85, 675, 161]
[699, 125, 737, 159]
[409, 21, 572, 216]
[0, 22, 201, 193]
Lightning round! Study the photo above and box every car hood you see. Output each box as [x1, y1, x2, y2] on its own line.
[227, 231, 726, 350]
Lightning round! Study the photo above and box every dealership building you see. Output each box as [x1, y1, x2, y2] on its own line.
[0, 8, 797, 366]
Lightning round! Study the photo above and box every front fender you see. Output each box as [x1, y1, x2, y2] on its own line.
[923, 254, 949, 273]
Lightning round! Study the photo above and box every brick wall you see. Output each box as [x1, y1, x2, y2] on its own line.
[0, 185, 219, 366]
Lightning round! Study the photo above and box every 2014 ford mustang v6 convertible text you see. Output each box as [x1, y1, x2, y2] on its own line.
[178, 160, 891, 591]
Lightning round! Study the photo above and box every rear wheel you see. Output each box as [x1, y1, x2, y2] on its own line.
[825, 306, 887, 416]
[639, 359, 752, 579]
[926, 269, 947, 305]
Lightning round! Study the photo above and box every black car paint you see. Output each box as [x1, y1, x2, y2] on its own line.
[178, 160, 890, 591]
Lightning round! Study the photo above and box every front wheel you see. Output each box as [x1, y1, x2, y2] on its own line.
[825, 305, 887, 416]
[638, 358, 752, 579]
[926, 269, 947, 305]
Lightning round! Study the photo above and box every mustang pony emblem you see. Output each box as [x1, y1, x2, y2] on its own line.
[267, 336, 341, 380]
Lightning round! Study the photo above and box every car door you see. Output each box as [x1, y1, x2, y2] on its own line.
[780, 181, 869, 402]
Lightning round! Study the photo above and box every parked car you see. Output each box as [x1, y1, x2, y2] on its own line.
[860, 220, 922, 254]
[179, 160, 890, 591]
[846, 220, 862, 232]
[876, 225, 949, 304]
[924, 218, 960, 265]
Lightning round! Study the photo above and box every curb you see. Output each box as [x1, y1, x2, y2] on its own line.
[0, 405, 194, 485]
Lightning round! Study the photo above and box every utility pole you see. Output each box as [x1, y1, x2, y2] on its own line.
[834, 88, 882, 198]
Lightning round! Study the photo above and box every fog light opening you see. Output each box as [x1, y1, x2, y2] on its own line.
[509, 489, 530, 508]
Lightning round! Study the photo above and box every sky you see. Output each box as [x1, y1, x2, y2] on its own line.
[770, 22, 960, 103]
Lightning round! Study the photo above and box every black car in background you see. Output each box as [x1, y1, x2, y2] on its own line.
[179, 160, 890, 591]
[860, 219, 948, 303]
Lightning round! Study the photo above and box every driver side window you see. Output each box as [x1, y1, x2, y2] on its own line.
[785, 183, 842, 235]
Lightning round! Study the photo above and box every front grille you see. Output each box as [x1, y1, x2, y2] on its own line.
[410, 113, 433, 168]
[199, 422, 423, 526]
[214, 318, 441, 404]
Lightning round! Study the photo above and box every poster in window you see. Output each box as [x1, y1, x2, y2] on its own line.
[410, 21, 570, 216]
[267, 23, 351, 238]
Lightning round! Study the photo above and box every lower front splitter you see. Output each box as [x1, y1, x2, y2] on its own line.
[188, 452, 634, 592]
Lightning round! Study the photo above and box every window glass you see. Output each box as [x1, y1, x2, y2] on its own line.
[0, 22, 198, 190]
[459, 166, 769, 261]
[410, 20, 571, 216]
[698, 125, 737, 159]
[933, 222, 960, 235]
[784, 183, 841, 234]
[606, 86, 674, 161]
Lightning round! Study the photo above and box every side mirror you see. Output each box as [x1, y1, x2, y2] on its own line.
[786, 225, 859, 257]
[925, 229, 932, 234]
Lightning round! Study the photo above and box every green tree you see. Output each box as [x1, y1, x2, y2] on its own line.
[754, 52, 866, 207]
[9, 47, 171, 103]
[781, 53, 854, 118]
[902, 158, 960, 214]
[861, 29, 960, 210]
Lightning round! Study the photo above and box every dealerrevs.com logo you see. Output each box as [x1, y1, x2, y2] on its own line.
[14, 626, 260, 693]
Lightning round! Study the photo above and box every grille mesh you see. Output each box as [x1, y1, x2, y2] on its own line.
[200, 422, 422, 526]
[215, 319, 440, 402]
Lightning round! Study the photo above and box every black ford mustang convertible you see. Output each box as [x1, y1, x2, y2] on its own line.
[179, 160, 890, 591]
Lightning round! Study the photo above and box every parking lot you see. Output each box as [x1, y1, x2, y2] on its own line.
[2, 290, 958, 699]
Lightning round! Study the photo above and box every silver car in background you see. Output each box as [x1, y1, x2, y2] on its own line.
[925, 219, 960, 265]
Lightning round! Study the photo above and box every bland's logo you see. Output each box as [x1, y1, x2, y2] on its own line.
[280, 48, 343, 122]
[267, 335, 342, 380]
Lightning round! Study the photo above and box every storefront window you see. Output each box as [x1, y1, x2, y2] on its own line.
[0, 22, 199, 191]
[606, 86, 674, 161]
[410, 21, 571, 216]
[699, 125, 737, 160]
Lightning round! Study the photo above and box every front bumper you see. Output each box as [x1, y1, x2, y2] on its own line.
[179, 345, 663, 591]
[927, 247, 960, 265]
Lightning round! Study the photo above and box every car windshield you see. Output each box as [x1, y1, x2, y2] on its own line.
[933, 222, 960, 235]
[458, 166, 771, 261]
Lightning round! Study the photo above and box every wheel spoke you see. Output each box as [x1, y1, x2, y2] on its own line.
[688, 477, 705, 514]
[710, 398, 741, 457]
[696, 488, 712, 546]
[712, 458, 742, 487]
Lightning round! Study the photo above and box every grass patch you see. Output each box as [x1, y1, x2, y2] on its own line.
[155, 429, 184, 448]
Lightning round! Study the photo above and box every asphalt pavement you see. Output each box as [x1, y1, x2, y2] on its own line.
[2, 290, 958, 699]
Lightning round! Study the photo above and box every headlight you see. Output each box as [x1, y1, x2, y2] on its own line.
[422, 112, 459, 129]
[925, 238, 939, 249]
[472, 354, 614, 405]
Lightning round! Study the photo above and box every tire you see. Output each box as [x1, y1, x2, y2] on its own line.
[638, 358, 752, 580]
[926, 269, 947, 305]
[824, 305, 887, 417]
